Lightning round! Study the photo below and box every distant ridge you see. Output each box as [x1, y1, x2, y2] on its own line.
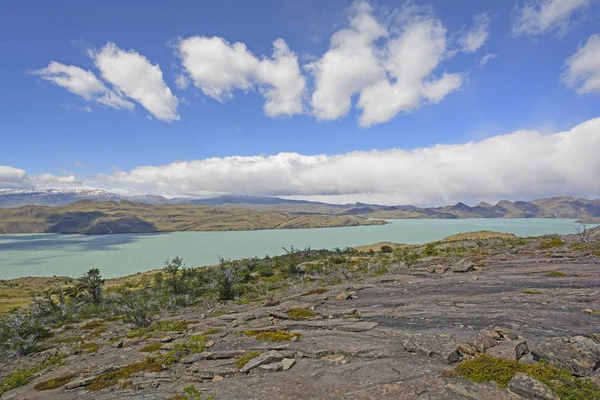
[0, 189, 599, 223]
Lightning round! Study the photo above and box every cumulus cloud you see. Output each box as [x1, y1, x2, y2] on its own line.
[177, 36, 305, 117]
[479, 53, 498, 67]
[459, 13, 491, 53]
[91, 42, 180, 122]
[0, 166, 80, 190]
[562, 34, 600, 94]
[307, 2, 464, 126]
[31, 62, 134, 110]
[513, 0, 590, 36]
[96, 117, 600, 205]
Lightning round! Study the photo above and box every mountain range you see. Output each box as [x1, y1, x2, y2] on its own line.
[0, 189, 599, 223]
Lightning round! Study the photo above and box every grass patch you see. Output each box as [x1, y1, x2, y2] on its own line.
[127, 320, 188, 339]
[0, 353, 66, 395]
[243, 329, 300, 342]
[139, 343, 163, 353]
[74, 342, 99, 354]
[236, 351, 262, 369]
[161, 334, 207, 365]
[33, 374, 74, 391]
[539, 238, 564, 249]
[81, 320, 107, 332]
[545, 270, 566, 277]
[86, 358, 163, 391]
[455, 354, 600, 399]
[202, 328, 220, 335]
[210, 309, 230, 317]
[287, 308, 316, 319]
[522, 289, 542, 295]
[169, 385, 215, 400]
[301, 288, 327, 296]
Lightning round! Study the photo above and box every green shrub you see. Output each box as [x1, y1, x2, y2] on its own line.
[86, 358, 163, 391]
[0, 353, 66, 395]
[380, 245, 393, 253]
[455, 354, 600, 399]
[539, 238, 564, 249]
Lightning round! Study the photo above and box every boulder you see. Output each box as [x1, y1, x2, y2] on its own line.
[282, 358, 296, 370]
[531, 336, 600, 376]
[451, 260, 475, 273]
[508, 373, 559, 400]
[240, 350, 287, 373]
[486, 339, 529, 361]
[519, 353, 536, 365]
[474, 329, 501, 353]
[494, 326, 519, 340]
[402, 333, 462, 364]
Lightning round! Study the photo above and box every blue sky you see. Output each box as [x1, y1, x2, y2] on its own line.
[1, 0, 599, 205]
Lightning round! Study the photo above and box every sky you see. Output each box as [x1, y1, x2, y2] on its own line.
[1, 0, 599, 205]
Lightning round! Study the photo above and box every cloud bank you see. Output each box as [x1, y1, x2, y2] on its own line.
[6, 117, 596, 206]
[562, 34, 600, 94]
[513, 0, 590, 36]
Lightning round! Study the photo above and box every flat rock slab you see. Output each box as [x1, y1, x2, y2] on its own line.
[508, 372, 560, 400]
[336, 321, 379, 332]
[532, 335, 600, 376]
[402, 333, 462, 364]
[239, 350, 287, 373]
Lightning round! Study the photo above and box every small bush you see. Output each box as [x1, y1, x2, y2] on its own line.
[34, 374, 73, 391]
[139, 343, 163, 353]
[243, 329, 300, 342]
[380, 245, 393, 253]
[236, 351, 262, 369]
[287, 308, 316, 319]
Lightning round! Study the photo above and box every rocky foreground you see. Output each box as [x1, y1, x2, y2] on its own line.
[2, 235, 600, 399]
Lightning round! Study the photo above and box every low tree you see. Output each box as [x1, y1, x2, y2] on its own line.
[76, 268, 104, 303]
[164, 257, 187, 294]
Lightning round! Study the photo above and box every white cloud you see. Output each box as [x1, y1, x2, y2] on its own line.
[91, 42, 180, 122]
[562, 34, 600, 94]
[479, 53, 498, 67]
[459, 13, 491, 53]
[308, 2, 464, 127]
[0, 166, 80, 190]
[513, 0, 590, 36]
[175, 74, 190, 90]
[60, 103, 93, 113]
[95, 117, 600, 205]
[31, 62, 134, 110]
[177, 36, 305, 117]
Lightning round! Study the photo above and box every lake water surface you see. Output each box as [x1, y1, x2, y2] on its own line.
[0, 219, 587, 279]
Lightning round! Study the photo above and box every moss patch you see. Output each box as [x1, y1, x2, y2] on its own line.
[202, 328, 220, 335]
[545, 270, 566, 277]
[34, 374, 73, 391]
[86, 358, 164, 391]
[236, 351, 262, 369]
[301, 288, 327, 296]
[522, 289, 542, 295]
[455, 354, 600, 399]
[539, 238, 564, 249]
[243, 329, 300, 342]
[74, 342, 99, 354]
[0, 354, 66, 395]
[80, 320, 107, 333]
[139, 343, 163, 352]
[127, 320, 188, 339]
[287, 308, 316, 319]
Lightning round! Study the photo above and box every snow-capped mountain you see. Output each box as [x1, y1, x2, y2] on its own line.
[0, 188, 123, 207]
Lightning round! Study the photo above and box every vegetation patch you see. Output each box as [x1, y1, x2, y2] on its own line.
[455, 354, 600, 399]
[210, 309, 231, 317]
[52, 336, 84, 344]
[0, 353, 66, 396]
[287, 308, 316, 319]
[127, 320, 188, 339]
[521, 289, 542, 295]
[139, 343, 163, 353]
[301, 288, 327, 296]
[243, 329, 300, 342]
[33, 374, 74, 391]
[73, 342, 99, 354]
[236, 351, 262, 369]
[161, 334, 207, 365]
[545, 270, 566, 277]
[86, 358, 163, 391]
[202, 327, 220, 335]
[80, 320, 107, 333]
[169, 385, 215, 400]
[539, 238, 565, 249]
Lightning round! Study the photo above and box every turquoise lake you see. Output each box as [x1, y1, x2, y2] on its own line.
[0, 219, 588, 279]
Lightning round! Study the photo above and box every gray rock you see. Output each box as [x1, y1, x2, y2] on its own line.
[531, 335, 600, 376]
[335, 321, 378, 332]
[451, 260, 475, 273]
[474, 329, 501, 352]
[494, 326, 519, 340]
[508, 372, 559, 400]
[402, 333, 462, 364]
[258, 361, 284, 372]
[239, 350, 287, 373]
[519, 353, 537, 365]
[64, 376, 96, 390]
[486, 339, 529, 360]
[282, 358, 296, 370]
